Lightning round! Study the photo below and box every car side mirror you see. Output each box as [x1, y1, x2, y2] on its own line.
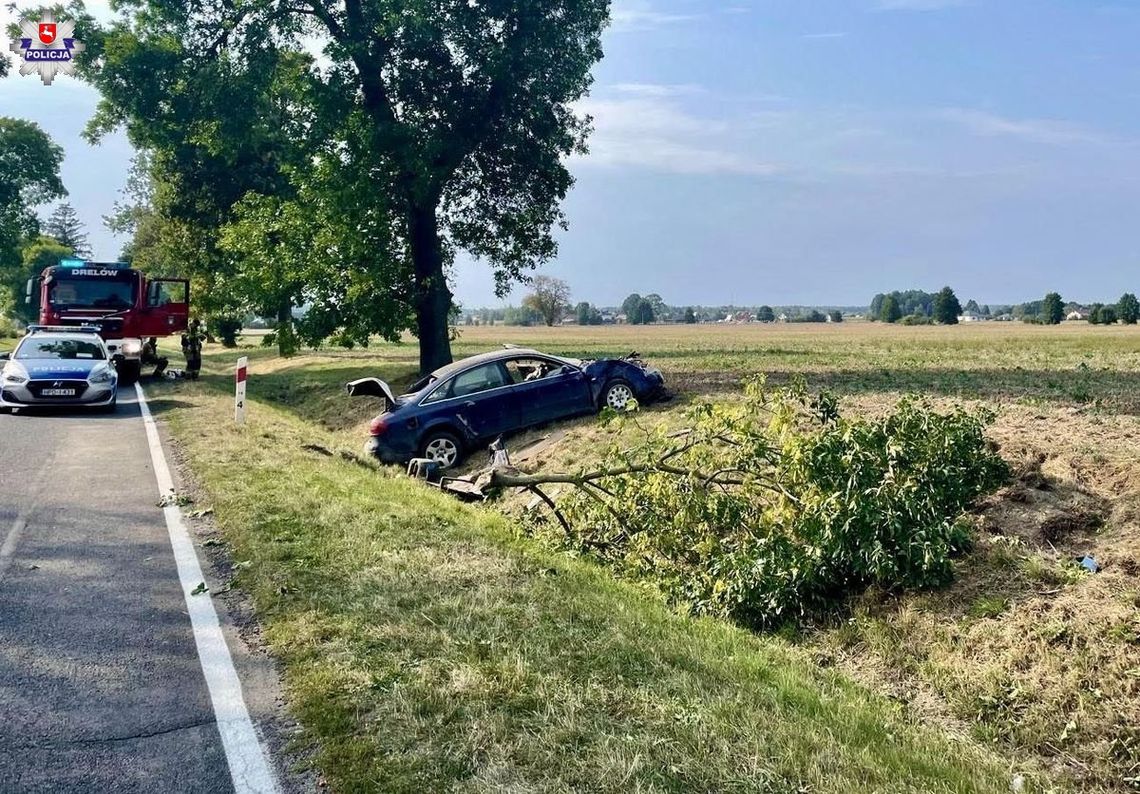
[560, 364, 576, 375]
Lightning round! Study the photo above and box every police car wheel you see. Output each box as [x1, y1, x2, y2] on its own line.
[118, 360, 142, 385]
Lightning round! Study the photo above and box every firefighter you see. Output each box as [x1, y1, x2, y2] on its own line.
[182, 319, 203, 380]
[141, 337, 169, 377]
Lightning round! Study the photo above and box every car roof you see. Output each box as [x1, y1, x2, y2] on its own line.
[429, 348, 552, 381]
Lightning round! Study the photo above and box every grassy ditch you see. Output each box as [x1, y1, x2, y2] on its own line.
[150, 355, 1022, 792]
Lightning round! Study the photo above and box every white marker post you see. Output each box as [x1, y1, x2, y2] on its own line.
[235, 356, 248, 424]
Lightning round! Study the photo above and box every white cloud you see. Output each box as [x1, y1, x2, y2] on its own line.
[611, 83, 707, 97]
[937, 108, 1111, 145]
[610, 1, 702, 32]
[575, 97, 778, 176]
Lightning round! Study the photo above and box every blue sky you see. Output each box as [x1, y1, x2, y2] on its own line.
[3, 0, 1139, 309]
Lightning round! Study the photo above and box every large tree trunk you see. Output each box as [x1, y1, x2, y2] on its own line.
[409, 201, 454, 374]
[276, 298, 294, 357]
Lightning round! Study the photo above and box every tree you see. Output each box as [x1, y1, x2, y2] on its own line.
[621, 293, 643, 322]
[933, 286, 962, 325]
[880, 295, 902, 324]
[964, 299, 980, 314]
[575, 302, 602, 325]
[756, 305, 775, 323]
[7, 236, 73, 323]
[1042, 293, 1064, 325]
[1118, 293, 1139, 325]
[521, 276, 571, 327]
[632, 299, 655, 325]
[0, 118, 66, 315]
[85, 1, 610, 374]
[828, 310, 843, 323]
[1088, 304, 1104, 324]
[683, 307, 697, 324]
[1099, 305, 1118, 325]
[43, 203, 90, 257]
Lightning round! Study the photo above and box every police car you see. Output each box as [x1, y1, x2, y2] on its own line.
[0, 326, 119, 414]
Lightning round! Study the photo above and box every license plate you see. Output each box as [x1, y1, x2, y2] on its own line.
[41, 388, 76, 397]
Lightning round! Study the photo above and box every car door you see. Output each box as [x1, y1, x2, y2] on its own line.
[504, 357, 594, 426]
[136, 279, 190, 337]
[435, 362, 521, 442]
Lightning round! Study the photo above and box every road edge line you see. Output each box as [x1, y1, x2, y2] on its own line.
[135, 383, 280, 794]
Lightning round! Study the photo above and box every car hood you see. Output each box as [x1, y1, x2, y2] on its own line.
[15, 360, 106, 379]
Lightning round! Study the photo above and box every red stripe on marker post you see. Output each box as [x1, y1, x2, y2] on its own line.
[235, 356, 248, 424]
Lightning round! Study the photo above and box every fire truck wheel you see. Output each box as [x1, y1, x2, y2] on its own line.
[118, 360, 142, 385]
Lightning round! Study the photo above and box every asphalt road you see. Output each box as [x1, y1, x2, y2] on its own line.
[0, 390, 254, 793]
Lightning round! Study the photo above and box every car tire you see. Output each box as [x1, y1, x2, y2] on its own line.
[601, 379, 636, 412]
[118, 360, 142, 386]
[419, 430, 464, 470]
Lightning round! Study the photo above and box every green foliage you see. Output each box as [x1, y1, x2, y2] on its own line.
[1117, 293, 1139, 325]
[9, 236, 72, 324]
[1042, 292, 1064, 325]
[43, 203, 90, 258]
[683, 306, 697, 324]
[0, 118, 66, 315]
[828, 310, 843, 323]
[543, 380, 1008, 627]
[757, 305, 775, 323]
[871, 290, 935, 319]
[933, 286, 962, 325]
[900, 313, 934, 326]
[576, 301, 603, 325]
[89, 0, 610, 372]
[522, 276, 571, 327]
[880, 294, 902, 323]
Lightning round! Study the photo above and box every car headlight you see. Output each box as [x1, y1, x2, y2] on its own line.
[121, 339, 143, 356]
[89, 365, 116, 384]
[2, 365, 28, 385]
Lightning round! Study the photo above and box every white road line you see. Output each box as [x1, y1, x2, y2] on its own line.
[0, 516, 28, 582]
[135, 383, 280, 794]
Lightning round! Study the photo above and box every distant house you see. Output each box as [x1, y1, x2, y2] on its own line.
[1066, 311, 1087, 321]
[994, 313, 1014, 322]
[958, 312, 984, 323]
[777, 313, 789, 323]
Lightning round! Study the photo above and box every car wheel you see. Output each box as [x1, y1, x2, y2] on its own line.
[419, 430, 463, 469]
[118, 360, 142, 386]
[602, 379, 635, 411]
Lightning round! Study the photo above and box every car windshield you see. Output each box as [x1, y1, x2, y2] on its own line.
[48, 275, 137, 310]
[16, 338, 106, 361]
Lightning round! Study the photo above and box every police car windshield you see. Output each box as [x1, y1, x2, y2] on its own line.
[16, 338, 106, 361]
[48, 276, 136, 309]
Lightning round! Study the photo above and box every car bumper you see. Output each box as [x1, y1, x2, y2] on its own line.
[0, 382, 117, 407]
[364, 437, 414, 465]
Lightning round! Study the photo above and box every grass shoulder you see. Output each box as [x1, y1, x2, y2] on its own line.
[153, 368, 1020, 793]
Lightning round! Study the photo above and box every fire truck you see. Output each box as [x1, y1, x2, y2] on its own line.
[26, 259, 190, 384]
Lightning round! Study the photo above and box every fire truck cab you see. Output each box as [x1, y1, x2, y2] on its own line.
[26, 259, 190, 384]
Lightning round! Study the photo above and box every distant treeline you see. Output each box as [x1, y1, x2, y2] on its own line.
[463, 301, 863, 327]
[870, 288, 1139, 325]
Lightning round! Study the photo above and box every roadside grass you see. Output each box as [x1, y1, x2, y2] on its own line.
[151, 361, 1023, 793]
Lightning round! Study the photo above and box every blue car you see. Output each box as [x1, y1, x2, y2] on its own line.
[0, 326, 119, 413]
[347, 347, 666, 468]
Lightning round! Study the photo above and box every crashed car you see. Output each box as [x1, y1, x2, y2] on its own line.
[347, 347, 665, 468]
